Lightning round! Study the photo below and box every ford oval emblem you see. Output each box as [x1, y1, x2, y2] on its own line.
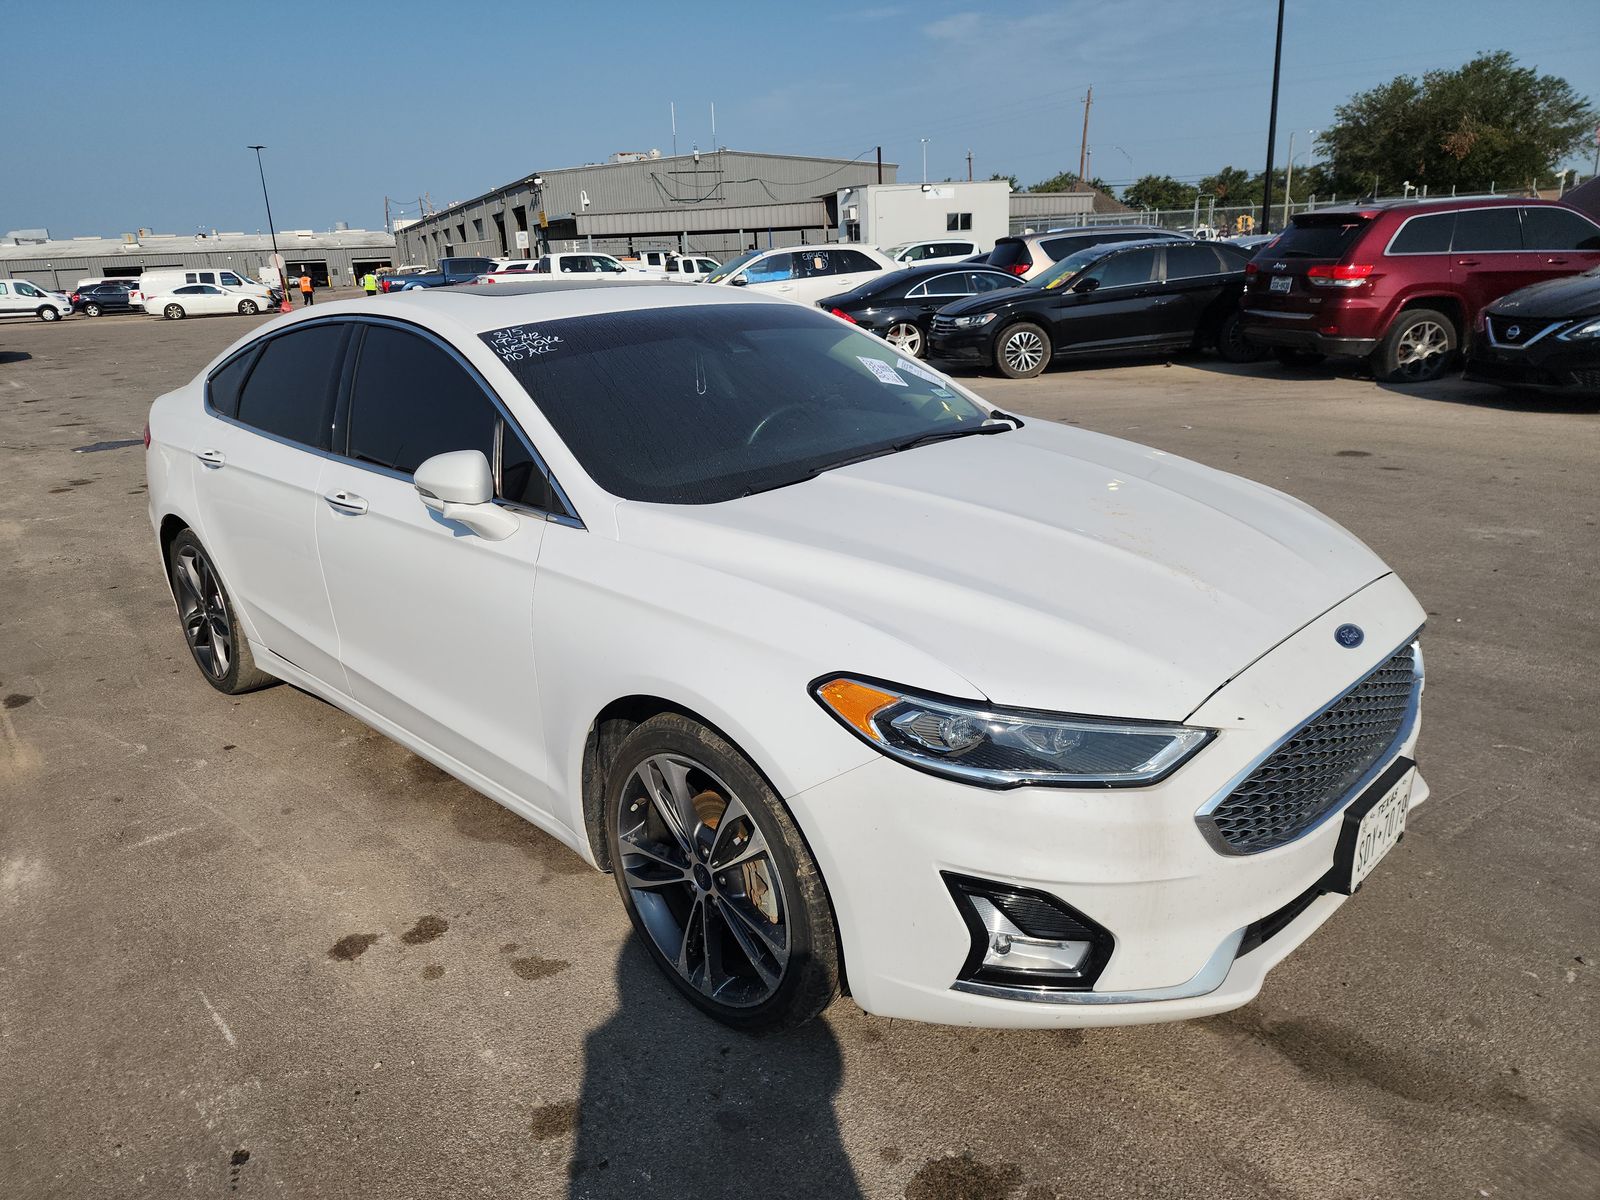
[1334, 623, 1365, 649]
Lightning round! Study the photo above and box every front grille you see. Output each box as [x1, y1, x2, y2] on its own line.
[1487, 315, 1534, 346]
[931, 316, 957, 333]
[1570, 369, 1600, 390]
[1202, 643, 1419, 854]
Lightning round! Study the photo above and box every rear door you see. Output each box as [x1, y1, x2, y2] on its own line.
[1448, 206, 1540, 315]
[1157, 242, 1237, 345]
[192, 323, 351, 688]
[313, 320, 556, 805]
[1048, 246, 1163, 354]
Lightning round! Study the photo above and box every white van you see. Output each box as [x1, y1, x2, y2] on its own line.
[131, 268, 272, 306]
[0, 278, 73, 321]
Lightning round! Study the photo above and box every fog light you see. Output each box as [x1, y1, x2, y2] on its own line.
[943, 873, 1113, 991]
[971, 896, 1091, 973]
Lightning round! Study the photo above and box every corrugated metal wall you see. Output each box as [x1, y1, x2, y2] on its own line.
[397, 151, 897, 266]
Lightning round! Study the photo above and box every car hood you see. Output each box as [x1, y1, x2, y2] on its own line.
[1487, 270, 1600, 319]
[614, 421, 1390, 721]
[936, 287, 1040, 318]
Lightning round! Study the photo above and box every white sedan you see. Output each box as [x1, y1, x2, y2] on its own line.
[145, 282, 1427, 1031]
[143, 284, 266, 320]
[705, 244, 900, 305]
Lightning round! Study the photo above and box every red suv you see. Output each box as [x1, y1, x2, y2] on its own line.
[1240, 198, 1600, 382]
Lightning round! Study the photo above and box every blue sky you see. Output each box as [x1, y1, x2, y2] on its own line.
[5, 0, 1597, 236]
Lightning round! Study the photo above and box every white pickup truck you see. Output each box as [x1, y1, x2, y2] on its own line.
[623, 249, 722, 281]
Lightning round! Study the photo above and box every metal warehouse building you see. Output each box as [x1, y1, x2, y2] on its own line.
[0, 228, 396, 292]
[395, 150, 900, 265]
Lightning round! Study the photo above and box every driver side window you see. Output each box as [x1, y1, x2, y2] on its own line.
[1081, 248, 1158, 290]
[744, 252, 796, 283]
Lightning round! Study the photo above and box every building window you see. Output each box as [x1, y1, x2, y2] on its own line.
[472, 218, 485, 241]
[946, 212, 973, 231]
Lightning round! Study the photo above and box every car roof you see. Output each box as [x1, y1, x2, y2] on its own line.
[264, 279, 798, 336]
[1001, 225, 1177, 242]
[1297, 196, 1570, 221]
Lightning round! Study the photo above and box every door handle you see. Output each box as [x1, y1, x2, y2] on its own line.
[323, 489, 368, 515]
[1455, 258, 1481, 266]
[196, 449, 225, 468]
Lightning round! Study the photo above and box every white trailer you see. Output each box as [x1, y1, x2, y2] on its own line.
[834, 180, 1011, 255]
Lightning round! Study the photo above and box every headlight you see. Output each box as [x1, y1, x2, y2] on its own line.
[950, 312, 997, 328]
[1558, 315, 1600, 341]
[812, 676, 1212, 787]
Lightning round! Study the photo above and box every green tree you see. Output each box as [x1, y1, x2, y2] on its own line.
[1028, 170, 1114, 195]
[1317, 52, 1595, 193]
[1123, 174, 1198, 210]
[1199, 165, 1256, 206]
[989, 172, 1020, 190]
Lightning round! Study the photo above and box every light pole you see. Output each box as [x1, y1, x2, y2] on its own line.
[1258, 0, 1286, 234]
[920, 138, 929, 184]
[247, 145, 291, 312]
[1282, 129, 1314, 225]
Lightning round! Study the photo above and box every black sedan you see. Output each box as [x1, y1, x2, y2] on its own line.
[1465, 269, 1600, 398]
[817, 264, 1021, 359]
[928, 239, 1261, 378]
[71, 281, 140, 317]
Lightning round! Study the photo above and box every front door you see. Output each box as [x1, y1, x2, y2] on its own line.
[314, 321, 556, 807]
[1449, 206, 1541, 316]
[1157, 243, 1236, 348]
[191, 323, 351, 688]
[1050, 246, 1164, 355]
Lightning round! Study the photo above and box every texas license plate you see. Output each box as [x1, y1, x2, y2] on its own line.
[1331, 759, 1414, 894]
[1269, 274, 1293, 293]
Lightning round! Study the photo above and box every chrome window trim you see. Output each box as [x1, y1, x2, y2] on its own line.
[953, 928, 1244, 1005]
[1381, 205, 1600, 257]
[201, 314, 585, 529]
[917, 272, 973, 298]
[1193, 630, 1424, 856]
[1484, 319, 1565, 351]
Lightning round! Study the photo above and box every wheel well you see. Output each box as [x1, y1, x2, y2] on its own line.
[157, 516, 188, 596]
[581, 695, 727, 873]
[1395, 294, 1465, 340]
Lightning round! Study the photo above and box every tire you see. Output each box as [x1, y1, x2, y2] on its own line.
[163, 304, 185, 320]
[604, 712, 840, 1032]
[994, 321, 1051, 379]
[884, 320, 926, 359]
[84, 303, 103, 318]
[167, 530, 276, 695]
[38, 306, 60, 323]
[1273, 347, 1325, 367]
[238, 300, 259, 316]
[1372, 307, 1456, 384]
[1215, 310, 1267, 363]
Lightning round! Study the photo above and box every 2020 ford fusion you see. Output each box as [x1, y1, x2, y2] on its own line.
[146, 281, 1427, 1031]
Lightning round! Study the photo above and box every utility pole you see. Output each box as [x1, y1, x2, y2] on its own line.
[1259, 0, 1285, 233]
[1282, 130, 1295, 226]
[876, 145, 883, 184]
[384, 196, 392, 235]
[966, 148, 973, 182]
[246, 145, 291, 313]
[1078, 86, 1093, 182]
[920, 138, 929, 184]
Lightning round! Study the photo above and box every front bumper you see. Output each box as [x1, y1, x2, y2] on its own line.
[927, 326, 993, 366]
[1465, 337, 1600, 395]
[788, 573, 1427, 1027]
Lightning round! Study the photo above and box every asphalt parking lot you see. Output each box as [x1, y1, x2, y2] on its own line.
[2, 301, 1597, 1200]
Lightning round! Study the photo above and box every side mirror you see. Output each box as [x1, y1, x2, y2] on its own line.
[727, 276, 747, 287]
[1072, 277, 1101, 294]
[414, 450, 518, 541]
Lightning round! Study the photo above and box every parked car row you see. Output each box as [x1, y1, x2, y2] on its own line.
[1, 266, 282, 324]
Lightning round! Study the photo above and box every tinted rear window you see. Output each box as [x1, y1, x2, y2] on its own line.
[1388, 212, 1455, 254]
[207, 350, 256, 419]
[236, 324, 348, 448]
[1452, 208, 1522, 252]
[987, 240, 1031, 270]
[1271, 216, 1371, 259]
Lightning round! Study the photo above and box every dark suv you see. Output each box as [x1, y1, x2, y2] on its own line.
[1240, 198, 1600, 382]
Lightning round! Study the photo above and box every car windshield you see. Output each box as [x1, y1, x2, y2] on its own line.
[706, 250, 762, 284]
[482, 303, 994, 504]
[885, 243, 911, 259]
[1029, 246, 1114, 290]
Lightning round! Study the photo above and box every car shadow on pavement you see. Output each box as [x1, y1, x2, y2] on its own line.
[563, 939, 864, 1199]
[0, 350, 33, 365]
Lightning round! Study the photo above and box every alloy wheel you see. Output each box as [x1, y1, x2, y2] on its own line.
[165, 304, 184, 320]
[1395, 320, 1448, 380]
[1003, 328, 1045, 373]
[173, 545, 232, 680]
[40, 307, 60, 322]
[85, 304, 102, 317]
[886, 322, 923, 357]
[615, 752, 790, 1007]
